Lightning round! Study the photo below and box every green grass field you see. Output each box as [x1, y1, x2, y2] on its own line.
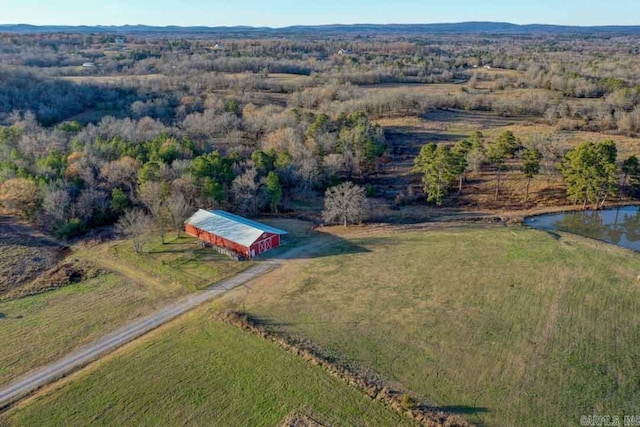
[220, 226, 640, 426]
[0, 273, 183, 385]
[8, 220, 640, 425]
[77, 234, 252, 291]
[0, 233, 251, 385]
[1, 306, 411, 427]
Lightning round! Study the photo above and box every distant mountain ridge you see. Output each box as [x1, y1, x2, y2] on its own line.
[2, 22, 640, 35]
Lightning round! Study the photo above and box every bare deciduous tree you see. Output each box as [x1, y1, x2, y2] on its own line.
[42, 186, 70, 223]
[116, 209, 153, 254]
[100, 156, 140, 194]
[322, 181, 368, 226]
[166, 192, 193, 238]
[232, 167, 263, 216]
[73, 188, 109, 224]
[138, 181, 170, 243]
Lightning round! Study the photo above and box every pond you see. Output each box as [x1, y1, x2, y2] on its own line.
[524, 206, 640, 251]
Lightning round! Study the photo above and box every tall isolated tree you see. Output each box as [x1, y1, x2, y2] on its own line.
[520, 147, 543, 202]
[560, 140, 618, 209]
[166, 192, 193, 238]
[465, 131, 486, 173]
[528, 133, 563, 186]
[413, 143, 457, 206]
[116, 209, 153, 254]
[322, 182, 368, 226]
[138, 181, 170, 244]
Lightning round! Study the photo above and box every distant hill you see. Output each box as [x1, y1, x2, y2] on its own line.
[2, 22, 640, 36]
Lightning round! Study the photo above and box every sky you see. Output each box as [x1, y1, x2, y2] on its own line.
[1, 0, 639, 27]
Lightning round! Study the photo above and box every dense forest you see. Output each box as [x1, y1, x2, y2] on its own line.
[2, 29, 640, 238]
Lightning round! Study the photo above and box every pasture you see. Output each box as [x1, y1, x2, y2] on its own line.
[221, 225, 640, 426]
[0, 272, 180, 385]
[0, 219, 251, 385]
[0, 306, 412, 427]
[76, 234, 252, 291]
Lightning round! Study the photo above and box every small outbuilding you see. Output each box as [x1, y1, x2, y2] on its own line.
[184, 209, 288, 258]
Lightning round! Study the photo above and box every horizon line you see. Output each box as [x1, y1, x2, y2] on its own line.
[2, 21, 640, 30]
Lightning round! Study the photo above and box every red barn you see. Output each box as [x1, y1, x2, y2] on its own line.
[184, 209, 288, 258]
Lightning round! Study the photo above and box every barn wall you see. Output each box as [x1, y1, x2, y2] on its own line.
[185, 224, 284, 258]
[185, 224, 250, 257]
[250, 232, 281, 256]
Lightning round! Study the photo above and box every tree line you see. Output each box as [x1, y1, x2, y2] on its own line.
[413, 131, 640, 208]
[0, 108, 386, 240]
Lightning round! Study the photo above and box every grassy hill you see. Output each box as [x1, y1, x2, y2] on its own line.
[5, 219, 640, 425]
[220, 225, 640, 426]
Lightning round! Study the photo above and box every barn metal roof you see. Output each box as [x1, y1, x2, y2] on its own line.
[185, 209, 288, 248]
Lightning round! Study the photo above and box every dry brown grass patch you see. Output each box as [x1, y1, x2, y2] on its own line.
[1, 259, 106, 302]
[279, 410, 327, 427]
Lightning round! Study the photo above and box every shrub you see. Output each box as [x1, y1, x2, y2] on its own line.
[400, 393, 416, 410]
[366, 184, 376, 197]
[53, 218, 85, 241]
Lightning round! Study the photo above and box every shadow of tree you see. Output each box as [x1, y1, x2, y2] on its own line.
[535, 187, 566, 201]
[437, 404, 489, 415]
[436, 405, 490, 426]
[0, 216, 62, 249]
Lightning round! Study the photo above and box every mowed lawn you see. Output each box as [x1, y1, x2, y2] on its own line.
[1, 306, 411, 427]
[222, 226, 640, 426]
[0, 234, 250, 385]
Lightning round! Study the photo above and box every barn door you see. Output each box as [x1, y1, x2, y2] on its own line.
[257, 236, 273, 254]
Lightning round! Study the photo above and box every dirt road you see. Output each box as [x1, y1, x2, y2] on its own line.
[0, 261, 278, 409]
[0, 232, 341, 410]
